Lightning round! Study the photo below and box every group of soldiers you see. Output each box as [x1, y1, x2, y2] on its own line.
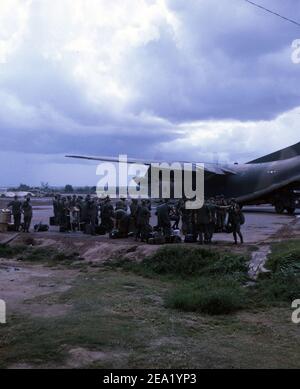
[180, 196, 244, 245]
[7, 195, 33, 232]
[52, 194, 152, 239]
[52, 194, 245, 245]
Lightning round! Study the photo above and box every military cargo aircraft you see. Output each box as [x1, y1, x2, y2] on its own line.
[67, 141, 300, 215]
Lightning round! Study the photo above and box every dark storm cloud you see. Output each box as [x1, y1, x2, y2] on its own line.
[0, 0, 300, 185]
[127, 0, 300, 122]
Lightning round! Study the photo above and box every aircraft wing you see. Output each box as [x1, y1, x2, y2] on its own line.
[65, 155, 237, 175]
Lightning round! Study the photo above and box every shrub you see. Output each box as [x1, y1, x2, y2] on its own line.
[255, 242, 300, 303]
[0, 244, 28, 258]
[166, 277, 247, 315]
[110, 246, 248, 280]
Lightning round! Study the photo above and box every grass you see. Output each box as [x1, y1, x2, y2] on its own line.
[107, 245, 248, 280]
[0, 244, 28, 258]
[253, 240, 300, 304]
[108, 242, 300, 314]
[165, 277, 247, 315]
[1, 240, 300, 368]
[1, 269, 300, 368]
[107, 246, 250, 315]
[0, 244, 82, 265]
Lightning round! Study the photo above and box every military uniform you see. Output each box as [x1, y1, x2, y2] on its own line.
[216, 197, 227, 232]
[8, 197, 22, 231]
[22, 198, 33, 232]
[195, 204, 211, 244]
[115, 198, 127, 212]
[115, 209, 130, 237]
[156, 201, 171, 237]
[136, 201, 151, 241]
[206, 199, 216, 243]
[86, 199, 98, 235]
[58, 198, 68, 232]
[101, 198, 114, 233]
[228, 202, 244, 244]
[52, 195, 60, 224]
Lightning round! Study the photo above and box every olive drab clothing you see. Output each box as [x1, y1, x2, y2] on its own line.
[115, 209, 130, 236]
[206, 202, 216, 243]
[181, 208, 193, 235]
[86, 200, 98, 235]
[156, 203, 171, 237]
[101, 200, 114, 232]
[58, 199, 69, 231]
[129, 200, 139, 233]
[195, 204, 211, 244]
[136, 204, 151, 241]
[228, 204, 244, 244]
[115, 199, 127, 211]
[216, 198, 227, 232]
[53, 197, 60, 223]
[22, 200, 33, 232]
[8, 199, 22, 231]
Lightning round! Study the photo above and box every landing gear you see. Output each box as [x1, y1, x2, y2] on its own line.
[274, 195, 297, 215]
[286, 207, 296, 215]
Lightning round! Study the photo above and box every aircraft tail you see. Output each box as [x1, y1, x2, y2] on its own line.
[247, 142, 300, 164]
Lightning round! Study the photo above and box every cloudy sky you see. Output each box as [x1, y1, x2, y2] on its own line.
[0, 0, 300, 186]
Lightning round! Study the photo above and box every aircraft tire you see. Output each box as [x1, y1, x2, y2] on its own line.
[286, 207, 296, 215]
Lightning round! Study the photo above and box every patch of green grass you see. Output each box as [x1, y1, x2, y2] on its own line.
[265, 240, 300, 274]
[254, 240, 300, 304]
[107, 246, 248, 281]
[0, 244, 28, 258]
[0, 244, 82, 265]
[17, 247, 81, 263]
[106, 246, 249, 315]
[166, 277, 247, 315]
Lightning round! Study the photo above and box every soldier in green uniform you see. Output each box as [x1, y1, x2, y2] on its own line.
[58, 197, 68, 232]
[8, 195, 22, 231]
[86, 197, 98, 235]
[101, 196, 114, 233]
[216, 195, 227, 232]
[22, 197, 33, 232]
[181, 202, 193, 235]
[195, 202, 211, 244]
[115, 197, 128, 212]
[129, 199, 139, 233]
[206, 198, 216, 244]
[114, 208, 130, 237]
[136, 200, 151, 242]
[227, 199, 244, 244]
[156, 199, 171, 238]
[52, 194, 61, 224]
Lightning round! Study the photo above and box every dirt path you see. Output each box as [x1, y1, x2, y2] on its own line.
[0, 260, 77, 318]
